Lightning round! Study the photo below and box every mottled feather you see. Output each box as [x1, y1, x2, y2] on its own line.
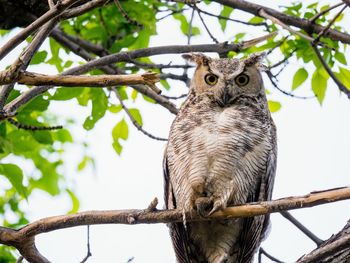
[164, 53, 277, 263]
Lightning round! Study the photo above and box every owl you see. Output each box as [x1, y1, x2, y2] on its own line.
[163, 53, 277, 263]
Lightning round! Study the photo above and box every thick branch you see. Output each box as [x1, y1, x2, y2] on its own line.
[213, 0, 350, 44]
[0, 71, 160, 88]
[297, 220, 350, 263]
[0, 187, 349, 262]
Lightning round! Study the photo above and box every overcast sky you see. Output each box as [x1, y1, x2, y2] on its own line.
[1, 1, 350, 262]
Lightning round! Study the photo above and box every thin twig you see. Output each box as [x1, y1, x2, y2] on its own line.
[162, 94, 187, 100]
[113, 0, 143, 28]
[258, 247, 285, 263]
[194, 6, 219, 43]
[196, 6, 268, 27]
[310, 2, 345, 23]
[313, 4, 347, 43]
[269, 48, 296, 69]
[280, 211, 323, 246]
[7, 118, 63, 131]
[259, 10, 317, 44]
[265, 70, 315, 99]
[126, 59, 192, 69]
[113, 88, 168, 141]
[80, 225, 92, 263]
[311, 44, 350, 99]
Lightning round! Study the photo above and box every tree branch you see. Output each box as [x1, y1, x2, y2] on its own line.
[0, 71, 160, 88]
[280, 211, 323, 246]
[2, 33, 274, 116]
[0, 187, 349, 262]
[297, 220, 350, 263]
[213, 0, 350, 44]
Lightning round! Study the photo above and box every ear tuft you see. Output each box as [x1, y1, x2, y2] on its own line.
[244, 52, 266, 70]
[182, 53, 210, 66]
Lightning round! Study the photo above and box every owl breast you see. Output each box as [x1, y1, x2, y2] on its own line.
[168, 100, 271, 209]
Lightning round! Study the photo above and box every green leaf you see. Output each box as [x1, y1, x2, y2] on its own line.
[47, 38, 63, 72]
[129, 108, 143, 126]
[108, 104, 122, 113]
[32, 131, 53, 145]
[334, 67, 350, 90]
[83, 89, 108, 130]
[219, 6, 234, 31]
[53, 129, 73, 143]
[268, 100, 282, 113]
[292, 68, 308, 90]
[30, 50, 48, 65]
[0, 164, 27, 198]
[160, 79, 171, 90]
[21, 95, 49, 113]
[50, 87, 85, 101]
[248, 16, 264, 24]
[334, 52, 347, 65]
[312, 68, 328, 104]
[112, 119, 129, 155]
[7, 130, 39, 153]
[173, 14, 200, 36]
[66, 189, 80, 214]
[77, 156, 93, 171]
[131, 90, 138, 101]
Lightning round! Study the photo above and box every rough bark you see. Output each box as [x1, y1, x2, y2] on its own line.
[297, 220, 350, 263]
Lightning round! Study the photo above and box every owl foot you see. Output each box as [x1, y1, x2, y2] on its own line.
[194, 197, 213, 217]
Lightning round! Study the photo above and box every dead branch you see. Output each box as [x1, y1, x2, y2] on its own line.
[0, 187, 349, 263]
[2, 71, 159, 89]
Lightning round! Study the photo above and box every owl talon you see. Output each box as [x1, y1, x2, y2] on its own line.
[208, 201, 225, 216]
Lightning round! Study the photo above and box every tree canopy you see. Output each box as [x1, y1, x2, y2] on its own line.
[0, 0, 350, 262]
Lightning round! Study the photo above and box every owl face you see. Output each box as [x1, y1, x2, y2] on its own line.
[183, 53, 265, 106]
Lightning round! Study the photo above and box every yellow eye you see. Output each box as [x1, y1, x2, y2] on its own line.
[204, 73, 218, 86]
[234, 73, 250, 86]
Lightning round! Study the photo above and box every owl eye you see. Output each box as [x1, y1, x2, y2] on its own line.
[204, 73, 218, 85]
[234, 73, 250, 86]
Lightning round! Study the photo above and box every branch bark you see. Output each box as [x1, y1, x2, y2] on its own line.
[0, 187, 349, 263]
[213, 0, 350, 44]
[297, 220, 350, 263]
[0, 71, 160, 88]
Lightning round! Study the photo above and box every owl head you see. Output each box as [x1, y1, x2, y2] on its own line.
[182, 53, 266, 106]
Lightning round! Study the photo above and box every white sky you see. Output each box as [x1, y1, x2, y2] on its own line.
[1, 1, 350, 262]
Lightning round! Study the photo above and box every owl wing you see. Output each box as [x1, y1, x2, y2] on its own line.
[238, 127, 277, 262]
[163, 155, 192, 263]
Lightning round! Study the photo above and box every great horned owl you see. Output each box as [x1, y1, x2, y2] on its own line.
[163, 53, 277, 263]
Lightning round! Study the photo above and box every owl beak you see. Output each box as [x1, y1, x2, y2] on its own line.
[222, 87, 232, 106]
